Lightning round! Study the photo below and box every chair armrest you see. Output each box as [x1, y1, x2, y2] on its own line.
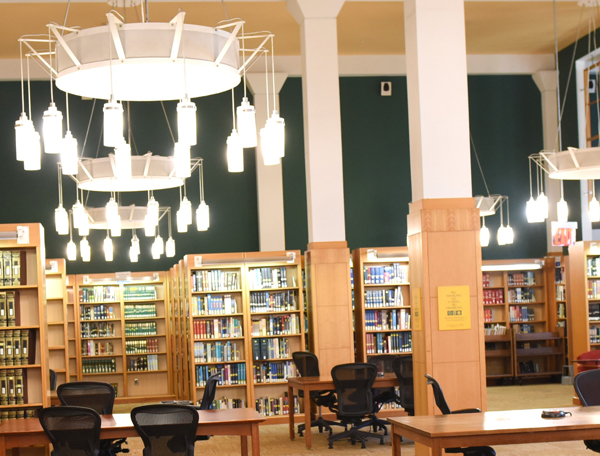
[451, 408, 481, 414]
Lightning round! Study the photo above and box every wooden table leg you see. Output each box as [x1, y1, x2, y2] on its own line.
[304, 386, 312, 449]
[431, 441, 443, 456]
[0, 436, 5, 456]
[240, 436, 248, 456]
[288, 384, 295, 441]
[392, 430, 402, 456]
[251, 423, 260, 456]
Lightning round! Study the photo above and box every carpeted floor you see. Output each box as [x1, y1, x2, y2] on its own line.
[115, 383, 591, 455]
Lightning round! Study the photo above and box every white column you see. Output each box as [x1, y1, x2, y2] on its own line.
[405, 0, 472, 200]
[287, 0, 346, 243]
[246, 73, 288, 252]
[532, 70, 561, 252]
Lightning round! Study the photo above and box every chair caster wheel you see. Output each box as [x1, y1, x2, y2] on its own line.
[328, 444, 333, 449]
[318, 426, 323, 434]
[298, 432, 303, 437]
[380, 439, 385, 445]
[383, 429, 388, 436]
[361, 443, 366, 449]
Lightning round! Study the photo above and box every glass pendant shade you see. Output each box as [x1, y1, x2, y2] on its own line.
[177, 97, 197, 146]
[526, 197, 543, 223]
[237, 97, 257, 148]
[181, 197, 192, 226]
[154, 235, 164, 255]
[66, 240, 77, 261]
[196, 200, 210, 231]
[104, 236, 114, 261]
[103, 97, 124, 147]
[227, 129, 244, 173]
[268, 111, 285, 158]
[80, 238, 91, 262]
[590, 197, 600, 222]
[497, 225, 507, 246]
[147, 197, 159, 227]
[115, 141, 132, 179]
[105, 198, 119, 227]
[55, 205, 69, 235]
[176, 209, 188, 233]
[480, 224, 490, 247]
[260, 126, 279, 166]
[151, 239, 161, 259]
[504, 225, 514, 245]
[110, 215, 122, 237]
[72, 201, 85, 229]
[15, 113, 33, 162]
[174, 142, 191, 178]
[557, 198, 569, 223]
[166, 237, 175, 258]
[42, 102, 63, 154]
[131, 235, 141, 256]
[24, 131, 41, 171]
[61, 131, 79, 175]
[536, 192, 549, 220]
[78, 214, 90, 236]
[129, 246, 139, 263]
[144, 215, 155, 237]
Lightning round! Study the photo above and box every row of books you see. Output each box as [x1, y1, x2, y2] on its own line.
[125, 338, 159, 354]
[0, 329, 29, 366]
[482, 273, 492, 288]
[82, 358, 117, 374]
[0, 369, 25, 405]
[555, 265, 565, 284]
[125, 321, 157, 336]
[192, 295, 238, 316]
[483, 308, 496, 323]
[484, 324, 507, 336]
[80, 305, 115, 321]
[364, 309, 411, 331]
[123, 285, 157, 301]
[191, 270, 240, 292]
[588, 257, 600, 277]
[590, 326, 600, 343]
[251, 315, 300, 336]
[517, 361, 540, 374]
[590, 304, 600, 321]
[193, 341, 242, 363]
[363, 264, 408, 285]
[0, 292, 16, 327]
[195, 363, 246, 386]
[82, 341, 114, 357]
[252, 337, 291, 360]
[1, 251, 22, 286]
[509, 306, 535, 322]
[253, 361, 298, 384]
[556, 284, 566, 301]
[123, 304, 156, 319]
[211, 397, 245, 409]
[589, 280, 600, 299]
[364, 288, 404, 308]
[249, 291, 297, 313]
[507, 288, 536, 303]
[79, 286, 118, 303]
[255, 394, 300, 416]
[365, 332, 412, 354]
[0, 408, 37, 421]
[508, 272, 536, 286]
[81, 322, 116, 338]
[247, 267, 291, 290]
[193, 317, 243, 340]
[483, 289, 504, 305]
[513, 324, 535, 334]
[127, 354, 159, 372]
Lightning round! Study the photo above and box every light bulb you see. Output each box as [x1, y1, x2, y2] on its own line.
[42, 102, 63, 154]
[24, 131, 41, 171]
[129, 246, 139, 263]
[557, 198, 569, 223]
[267, 110, 285, 158]
[61, 131, 79, 176]
[227, 129, 244, 173]
[176, 209, 188, 233]
[166, 237, 176, 258]
[78, 213, 90, 236]
[144, 215, 155, 237]
[177, 97, 197, 146]
[504, 225, 514, 245]
[155, 234, 164, 255]
[260, 126, 280, 166]
[590, 197, 600, 222]
[196, 200, 210, 231]
[131, 234, 141, 255]
[66, 240, 77, 261]
[115, 140, 132, 180]
[497, 225, 507, 246]
[103, 96, 124, 147]
[536, 192, 549, 220]
[55, 205, 69, 235]
[147, 197, 159, 227]
[526, 197, 542, 223]
[480, 224, 490, 248]
[104, 236, 114, 261]
[15, 113, 33, 162]
[80, 238, 91, 262]
[174, 142, 191, 178]
[181, 197, 192, 226]
[237, 97, 257, 148]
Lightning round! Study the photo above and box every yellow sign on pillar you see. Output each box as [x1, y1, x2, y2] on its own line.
[438, 286, 471, 330]
[412, 287, 422, 331]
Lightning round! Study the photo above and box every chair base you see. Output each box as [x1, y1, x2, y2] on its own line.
[445, 446, 496, 456]
[328, 422, 385, 449]
[361, 415, 390, 435]
[298, 416, 346, 436]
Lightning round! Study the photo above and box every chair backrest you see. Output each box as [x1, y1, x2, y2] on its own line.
[198, 372, 220, 410]
[49, 369, 57, 391]
[331, 363, 377, 417]
[575, 369, 600, 406]
[131, 404, 199, 456]
[367, 354, 398, 374]
[392, 355, 414, 414]
[424, 374, 451, 415]
[57, 381, 115, 415]
[39, 405, 101, 456]
[292, 351, 320, 377]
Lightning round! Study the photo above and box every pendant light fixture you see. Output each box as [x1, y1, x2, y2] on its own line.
[147, 194, 160, 227]
[177, 49, 197, 146]
[144, 215, 156, 237]
[66, 211, 77, 261]
[131, 231, 141, 256]
[105, 195, 121, 236]
[42, 29, 63, 154]
[22, 56, 41, 171]
[480, 217, 490, 247]
[196, 162, 209, 231]
[79, 210, 90, 237]
[504, 198, 514, 245]
[557, 180, 569, 223]
[260, 49, 280, 166]
[590, 181, 600, 222]
[264, 37, 285, 159]
[129, 246, 139, 263]
[115, 140, 132, 180]
[55, 166, 69, 235]
[166, 210, 176, 258]
[497, 203, 507, 246]
[80, 237, 91, 262]
[536, 164, 549, 220]
[526, 159, 543, 223]
[104, 233, 114, 261]
[61, 93, 79, 176]
[104, 45, 123, 147]
[174, 142, 192, 178]
[237, 32, 258, 148]
[227, 90, 244, 173]
[15, 42, 34, 163]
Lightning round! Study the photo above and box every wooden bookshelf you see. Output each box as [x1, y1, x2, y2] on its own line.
[352, 247, 411, 363]
[514, 327, 565, 380]
[74, 271, 174, 403]
[546, 253, 571, 364]
[484, 333, 514, 379]
[179, 250, 304, 423]
[0, 223, 50, 419]
[65, 274, 77, 384]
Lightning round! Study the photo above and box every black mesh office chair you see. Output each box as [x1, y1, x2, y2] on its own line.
[328, 363, 385, 449]
[195, 371, 220, 441]
[367, 354, 401, 433]
[57, 381, 128, 456]
[50, 369, 57, 392]
[292, 351, 343, 436]
[425, 375, 495, 456]
[39, 405, 102, 456]
[574, 369, 600, 452]
[392, 355, 414, 416]
[131, 404, 199, 456]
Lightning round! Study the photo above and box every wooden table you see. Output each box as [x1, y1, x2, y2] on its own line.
[0, 408, 265, 456]
[287, 374, 402, 449]
[389, 406, 600, 456]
